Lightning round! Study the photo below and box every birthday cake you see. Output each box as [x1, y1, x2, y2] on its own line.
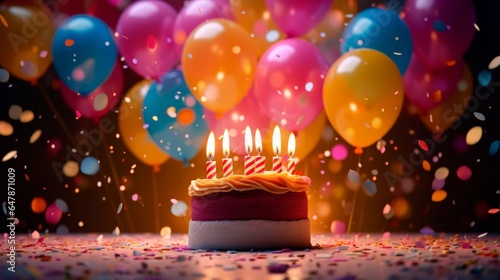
[187, 172, 311, 250]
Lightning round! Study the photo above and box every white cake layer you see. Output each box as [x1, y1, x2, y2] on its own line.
[188, 219, 311, 250]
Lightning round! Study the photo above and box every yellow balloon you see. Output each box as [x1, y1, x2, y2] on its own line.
[323, 49, 404, 148]
[302, 0, 358, 45]
[181, 19, 257, 115]
[118, 80, 169, 168]
[0, 1, 54, 83]
[419, 61, 472, 134]
[264, 112, 326, 161]
[230, 0, 285, 57]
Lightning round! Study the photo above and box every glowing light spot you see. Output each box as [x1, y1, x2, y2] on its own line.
[331, 144, 348, 161]
[418, 140, 429, 151]
[266, 30, 280, 42]
[65, 39, 75, 47]
[31, 197, 47, 214]
[422, 160, 431, 171]
[371, 117, 382, 129]
[0, 14, 8, 27]
[432, 178, 445, 190]
[434, 166, 449, 180]
[465, 126, 482, 145]
[160, 226, 172, 238]
[177, 108, 195, 126]
[478, 70, 492, 86]
[71, 67, 85, 82]
[232, 45, 241, 54]
[0, 68, 9, 82]
[63, 160, 79, 177]
[152, 115, 159, 121]
[305, 82, 313, 92]
[488, 56, 500, 70]
[456, 165, 472, 181]
[0, 121, 13, 136]
[93, 93, 108, 111]
[431, 190, 447, 202]
[171, 200, 188, 217]
[30, 129, 42, 144]
[488, 208, 500, 214]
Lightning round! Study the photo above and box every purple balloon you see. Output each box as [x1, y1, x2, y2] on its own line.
[403, 0, 476, 70]
[173, 0, 233, 57]
[403, 54, 463, 111]
[266, 0, 333, 37]
[116, 1, 178, 79]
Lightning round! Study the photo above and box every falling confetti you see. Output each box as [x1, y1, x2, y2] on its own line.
[465, 126, 483, 145]
[20, 110, 35, 123]
[417, 140, 429, 151]
[431, 190, 447, 202]
[477, 70, 492, 86]
[2, 150, 17, 162]
[488, 56, 500, 69]
[0, 14, 8, 27]
[0, 121, 13, 136]
[456, 165, 472, 181]
[434, 167, 449, 180]
[80, 156, 100, 175]
[29, 129, 42, 144]
[117, 203, 123, 214]
[473, 112, 485, 121]
[362, 180, 377, 197]
[489, 140, 499, 155]
[488, 208, 499, 214]
[65, 39, 75, 47]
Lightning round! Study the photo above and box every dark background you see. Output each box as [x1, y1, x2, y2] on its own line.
[1, 0, 499, 235]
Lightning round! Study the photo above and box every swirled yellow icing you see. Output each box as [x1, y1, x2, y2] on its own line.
[188, 172, 310, 196]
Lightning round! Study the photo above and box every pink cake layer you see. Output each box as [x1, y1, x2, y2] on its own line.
[190, 190, 308, 221]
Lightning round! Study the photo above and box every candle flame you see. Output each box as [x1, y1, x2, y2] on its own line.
[255, 129, 262, 154]
[288, 133, 295, 157]
[245, 126, 253, 155]
[223, 129, 230, 158]
[206, 131, 215, 161]
[272, 125, 281, 156]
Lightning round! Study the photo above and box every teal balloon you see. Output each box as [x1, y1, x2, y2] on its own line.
[341, 8, 412, 75]
[52, 15, 117, 95]
[143, 70, 208, 165]
[80, 156, 99, 175]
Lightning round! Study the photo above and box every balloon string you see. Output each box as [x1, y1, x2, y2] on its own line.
[347, 153, 362, 233]
[101, 133, 136, 232]
[151, 169, 160, 233]
[36, 82, 76, 147]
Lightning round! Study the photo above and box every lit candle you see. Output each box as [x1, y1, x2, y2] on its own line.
[287, 133, 296, 175]
[272, 125, 282, 173]
[254, 129, 265, 173]
[222, 129, 233, 177]
[206, 131, 216, 179]
[244, 126, 255, 175]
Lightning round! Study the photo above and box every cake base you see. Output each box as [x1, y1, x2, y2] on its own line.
[188, 219, 311, 250]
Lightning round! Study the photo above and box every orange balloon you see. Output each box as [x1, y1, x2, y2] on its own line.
[230, 0, 285, 57]
[419, 61, 473, 134]
[118, 80, 169, 167]
[302, 0, 358, 45]
[264, 112, 326, 161]
[0, 1, 54, 83]
[181, 19, 258, 115]
[323, 49, 404, 148]
[31, 197, 47, 214]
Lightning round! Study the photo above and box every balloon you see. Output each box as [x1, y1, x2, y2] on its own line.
[420, 62, 473, 134]
[204, 85, 271, 155]
[52, 15, 117, 95]
[230, 0, 285, 57]
[143, 70, 208, 164]
[118, 80, 169, 168]
[265, 0, 333, 37]
[404, 54, 463, 112]
[182, 19, 257, 115]
[341, 7, 412, 75]
[60, 62, 124, 121]
[323, 49, 404, 148]
[402, 0, 476, 70]
[174, 0, 233, 58]
[116, 0, 177, 79]
[264, 112, 326, 161]
[255, 38, 329, 132]
[0, 2, 54, 83]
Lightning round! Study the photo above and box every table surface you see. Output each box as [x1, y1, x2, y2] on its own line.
[1, 233, 499, 279]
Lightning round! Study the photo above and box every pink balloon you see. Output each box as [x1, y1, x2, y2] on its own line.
[403, 0, 476, 70]
[265, 0, 333, 37]
[45, 203, 63, 225]
[403, 54, 462, 112]
[204, 86, 271, 155]
[116, 1, 178, 79]
[173, 0, 233, 58]
[60, 63, 124, 122]
[255, 38, 329, 132]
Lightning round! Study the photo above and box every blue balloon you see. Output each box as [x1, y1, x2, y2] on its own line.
[52, 15, 117, 95]
[143, 70, 208, 165]
[341, 8, 412, 75]
[80, 156, 100, 175]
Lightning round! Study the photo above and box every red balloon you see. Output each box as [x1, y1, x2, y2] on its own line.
[60, 63, 124, 122]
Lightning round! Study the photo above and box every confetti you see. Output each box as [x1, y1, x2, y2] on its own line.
[0, 68, 9, 82]
[2, 150, 17, 162]
[488, 208, 499, 214]
[488, 56, 500, 70]
[0, 14, 8, 27]
[80, 156, 100, 175]
[477, 232, 488, 238]
[65, 39, 75, 47]
[489, 140, 499, 155]
[29, 129, 42, 144]
[362, 180, 377, 197]
[477, 70, 492, 86]
[473, 112, 485, 121]
[20, 110, 35, 123]
[456, 165, 472, 181]
[434, 167, 449, 180]
[0, 121, 14, 136]
[117, 203, 123, 214]
[465, 126, 482, 145]
[431, 190, 447, 202]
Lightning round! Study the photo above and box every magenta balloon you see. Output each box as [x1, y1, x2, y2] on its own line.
[265, 0, 333, 37]
[403, 54, 462, 112]
[116, 1, 178, 79]
[204, 85, 271, 155]
[255, 38, 328, 132]
[173, 0, 233, 58]
[403, 0, 476, 70]
[60, 63, 124, 121]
